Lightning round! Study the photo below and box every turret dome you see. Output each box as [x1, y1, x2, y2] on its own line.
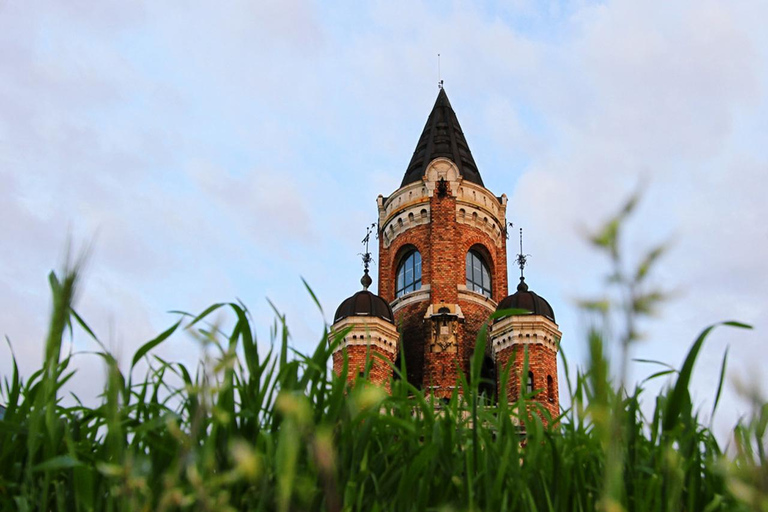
[333, 289, 394, 324]
[495, 277, 555, 322]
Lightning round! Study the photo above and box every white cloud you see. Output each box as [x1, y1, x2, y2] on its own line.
[0, 0, 766, 435]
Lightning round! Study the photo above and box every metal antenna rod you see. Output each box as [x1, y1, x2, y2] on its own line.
[438, 54, 443, 89]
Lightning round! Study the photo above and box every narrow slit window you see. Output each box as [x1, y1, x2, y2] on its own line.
[547, 375, 554, 402]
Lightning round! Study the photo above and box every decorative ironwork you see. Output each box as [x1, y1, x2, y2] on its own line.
[514, 228, 531, 279]
[503, 221, 514, 239]
[359, 223, 376, 290]
[436, 177, 448, 198]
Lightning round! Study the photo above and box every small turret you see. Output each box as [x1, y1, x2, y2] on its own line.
[330, 226, 399, 388]
[490, 230, 561, 420]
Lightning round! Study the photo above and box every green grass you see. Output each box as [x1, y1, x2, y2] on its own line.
[1, 202, 766, 511]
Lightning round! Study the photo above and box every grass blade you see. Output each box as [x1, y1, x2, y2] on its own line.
[130, 319, 183, 370]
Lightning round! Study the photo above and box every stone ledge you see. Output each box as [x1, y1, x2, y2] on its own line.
[391, 285, 431, 314]
[457, 286, 498, 311]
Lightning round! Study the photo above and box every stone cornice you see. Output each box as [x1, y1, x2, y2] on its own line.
[330, 316, 399, 355]
[455, 203, 505, 247]
[377, 159, 508, 249]
[379, 200, 431, 248]
[490, 315, 562, 354]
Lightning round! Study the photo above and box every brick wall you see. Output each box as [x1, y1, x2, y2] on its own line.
[332, 346, 395, 390]
[458, 300, 496, 375]
[393, 300, 430, 387]
[428, 186, 459, 303]
[496, 343, 559, 420]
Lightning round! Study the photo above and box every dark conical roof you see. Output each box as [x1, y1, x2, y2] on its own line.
[401, 88, 483, 187]
[495, 278, 556, 322]
[333, 290, 394, 324]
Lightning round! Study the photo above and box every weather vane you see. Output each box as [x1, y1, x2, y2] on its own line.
[359, 223, 376, 289]
[514, 227, 531, 279]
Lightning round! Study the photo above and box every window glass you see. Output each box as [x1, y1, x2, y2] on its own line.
[396, 250, 422, 298]
[465, 252, 472, 280]
[466, 250, 492, 297]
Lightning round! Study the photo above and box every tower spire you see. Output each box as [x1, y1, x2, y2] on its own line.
[401, 88, 483, 188]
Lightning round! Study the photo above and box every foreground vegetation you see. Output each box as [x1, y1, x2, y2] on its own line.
[1, 202, 766, 511]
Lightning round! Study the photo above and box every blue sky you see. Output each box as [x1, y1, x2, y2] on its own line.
[1, 0, 766, 438]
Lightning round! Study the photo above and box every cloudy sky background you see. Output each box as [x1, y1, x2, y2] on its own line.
[1, 0, 766, 438]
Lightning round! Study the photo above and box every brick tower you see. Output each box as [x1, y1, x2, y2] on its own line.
[331, 88, 561, 412]
[376, 88, 509, 399]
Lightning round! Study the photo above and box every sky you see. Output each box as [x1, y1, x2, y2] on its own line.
[1, 0, 766, 439]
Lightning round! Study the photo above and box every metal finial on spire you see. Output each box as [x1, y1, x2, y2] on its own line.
[438, 53, 443, 89]
[514, 228, 531, 280]
[359, 223, 376, 289]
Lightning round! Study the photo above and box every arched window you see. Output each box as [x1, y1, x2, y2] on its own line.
[527, 371, 534, 394]
[547, 375, 554, 402]
[396, 250, 422, 298]
[466, 249, 492, 297]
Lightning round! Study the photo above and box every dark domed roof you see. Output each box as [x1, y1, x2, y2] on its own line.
[333, 290, 394, 324]
[495, 278, 555, 322]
